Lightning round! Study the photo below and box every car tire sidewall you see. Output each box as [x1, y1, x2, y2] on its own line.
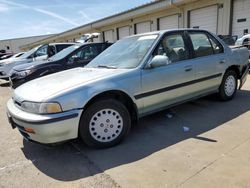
[79, 99, 131, 148]
[219, 70, 238, 101]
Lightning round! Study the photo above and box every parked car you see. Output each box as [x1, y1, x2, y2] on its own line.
[0, 54, 13, 60]
[11, 52, 25, 58]
[218, 35, 237, 46]
[0, 52, 13, 59]
[0, 52, 25, 60]
[235, 34, 250, 57]
[0, 43, 74, 80]
[9, 42, 112, 88]
[6, 29, 249, 148]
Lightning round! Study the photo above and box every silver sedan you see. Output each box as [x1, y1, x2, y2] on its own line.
[7, 29, 249, 148]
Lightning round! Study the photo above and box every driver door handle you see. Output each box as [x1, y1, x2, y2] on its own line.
[220, 60, 226, 64]
[185, 65, 193, 72]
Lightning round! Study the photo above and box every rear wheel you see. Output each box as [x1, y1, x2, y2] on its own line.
[218, 70, 238, 101]
[79, 99, 131, 148]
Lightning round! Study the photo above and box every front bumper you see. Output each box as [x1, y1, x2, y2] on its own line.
[6, 99, 82, 144]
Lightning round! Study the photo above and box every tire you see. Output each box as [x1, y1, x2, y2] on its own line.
[218, 70, 238, 101]
[79, 99, 131, 148]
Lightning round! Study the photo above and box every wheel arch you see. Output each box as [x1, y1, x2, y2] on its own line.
[225, 65, 241, 79]
[82, 90, 139, 125]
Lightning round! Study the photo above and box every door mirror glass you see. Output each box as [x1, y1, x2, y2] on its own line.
[149, 55, 170, 68]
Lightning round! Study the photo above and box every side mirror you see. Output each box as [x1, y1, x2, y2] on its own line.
[148, 55, 170, 68]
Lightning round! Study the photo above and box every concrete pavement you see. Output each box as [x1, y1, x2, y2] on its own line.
[0, 77, 250, 188]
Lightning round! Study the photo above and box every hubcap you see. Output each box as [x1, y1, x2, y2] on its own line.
[89, 109, 123, 142]
[224, 75, 236, 96]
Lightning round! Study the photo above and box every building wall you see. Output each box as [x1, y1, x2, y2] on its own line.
[21, 0, 241, 50]
[0, 34, 54, 54]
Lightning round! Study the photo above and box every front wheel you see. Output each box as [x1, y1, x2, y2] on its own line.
[218, 70, 238, 101]
[79, 99, 131, 148]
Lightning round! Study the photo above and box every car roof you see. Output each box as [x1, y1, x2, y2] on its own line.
[126, 28, 213, 38]
[49, 42, 76, 45]
[74, 42, 113, 47]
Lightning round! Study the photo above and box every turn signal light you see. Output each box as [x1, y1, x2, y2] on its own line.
[24, 128, 35, 134]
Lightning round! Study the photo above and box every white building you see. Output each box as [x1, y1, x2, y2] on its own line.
[0, 34, 55, 54]
[21, 0, 250, 50]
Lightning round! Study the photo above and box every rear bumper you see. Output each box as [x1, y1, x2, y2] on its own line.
[6, 99, 82, 144]
[239, 64, 249, 89]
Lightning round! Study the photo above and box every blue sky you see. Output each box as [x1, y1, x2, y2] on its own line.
[0, 0, 151, 40]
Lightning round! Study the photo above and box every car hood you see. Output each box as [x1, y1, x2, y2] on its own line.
[14, 67, 129, 102]
[13, 60, 47, 71]
[0, 57, 27, 64]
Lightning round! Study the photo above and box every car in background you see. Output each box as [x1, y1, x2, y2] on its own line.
[6, 29, 249, 148]
[0, 52, 25, 60]
[236, 34, 250, 57]
[0, 43, 74, 80]
[218, 35, 238, 46]
[0, 54, 13, 60]
[10, 42, 112, 88]
[0, 51, 13, 59]
[235, 34, 250, 69]
[11, 52, 25, 58]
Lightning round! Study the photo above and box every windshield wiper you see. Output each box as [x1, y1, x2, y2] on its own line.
[97, 65, 117, 69]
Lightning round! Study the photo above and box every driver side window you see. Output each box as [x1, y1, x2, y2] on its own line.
[154, 34, 189, 63]
[68, 50, 83, 64]
[68, 45, 100, 65]
[35, 45, 48, 57]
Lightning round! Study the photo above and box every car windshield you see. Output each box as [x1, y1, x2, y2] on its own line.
[86, 34, 158, 69]
[48, 44, 81, 61]
[19, 45, 41, 59]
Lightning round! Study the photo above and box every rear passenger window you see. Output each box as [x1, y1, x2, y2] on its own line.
[154, 34, 189, 63]
[189, 33, 213, 57]
[56, 44, 72, 53]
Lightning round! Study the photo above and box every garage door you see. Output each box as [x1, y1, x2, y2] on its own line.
[135, 21, 151, 34]
[103, 30, 114, 42]
[158, 14, 179, 30]
[93, 36, 100, 42]
[190, 5, 218, 34]
[232, 0, 250, 38]
[118, 26, 130, 40]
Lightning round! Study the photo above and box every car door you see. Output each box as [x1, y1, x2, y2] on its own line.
[66, 44, 101, 69]
[140, 31, 196, 115]
[187, 31, 226, 94]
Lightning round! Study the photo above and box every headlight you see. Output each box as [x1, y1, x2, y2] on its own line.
[16, 69, 34, 78]
[21, 101, 62, 114]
